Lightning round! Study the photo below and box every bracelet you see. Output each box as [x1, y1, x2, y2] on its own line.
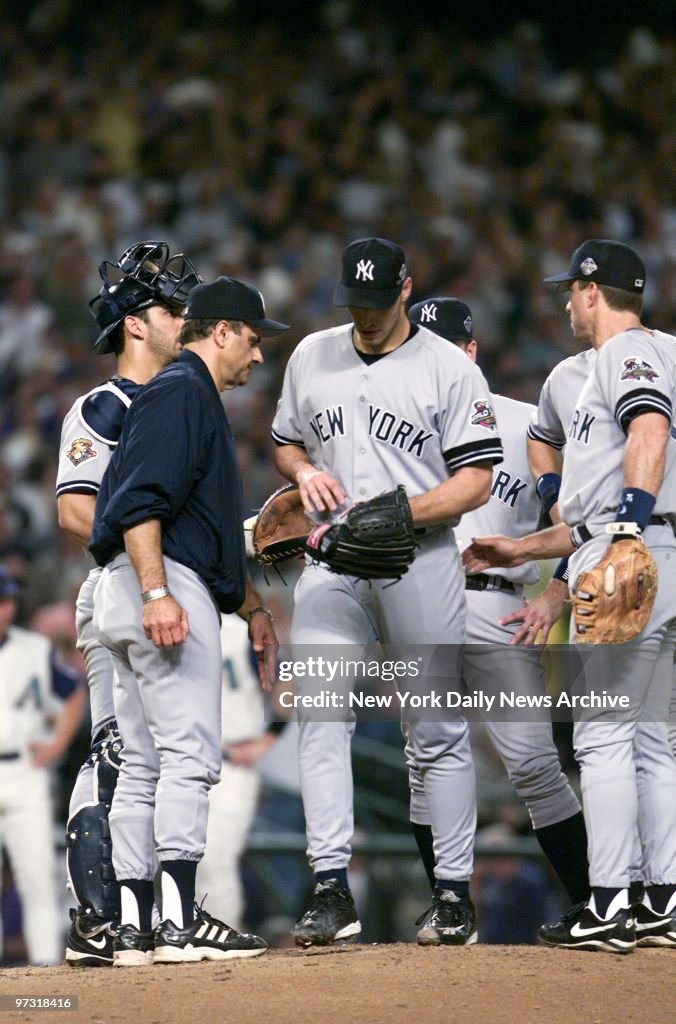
[246, 605, 274, 626]
[141, 585, 171, 604]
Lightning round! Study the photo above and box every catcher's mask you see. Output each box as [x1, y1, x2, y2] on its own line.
[89, 240, 202, 354]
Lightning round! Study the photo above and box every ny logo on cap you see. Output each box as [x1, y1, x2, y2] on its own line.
[420, 303, 437, 323]
[355, 259, 375, 282]
[580, 257, 598, 275]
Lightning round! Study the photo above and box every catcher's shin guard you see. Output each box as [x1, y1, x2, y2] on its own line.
[66, 724, 123, 923]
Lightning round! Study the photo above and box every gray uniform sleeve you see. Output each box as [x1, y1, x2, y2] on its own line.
[439, 360, 503, 472]
[527, 370, 566, 449]
[272, 348, 306, 448]
[597, 333, 673, 432]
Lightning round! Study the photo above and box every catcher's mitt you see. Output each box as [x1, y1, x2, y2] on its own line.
[244, 484, 313, 565]
[305, 485, 417, 581]
[572, 537, 658, 644]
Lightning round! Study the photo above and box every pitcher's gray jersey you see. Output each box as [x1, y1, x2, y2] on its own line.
[528, 348, 597, 450]
[559, 328, 676, 528]
[272, 323, 503, 508]
[456, 394, 540, 585]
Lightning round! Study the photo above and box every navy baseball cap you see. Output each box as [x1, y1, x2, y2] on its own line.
[334, 237, 408, 309]
[409, 297, 473, 341]
[183, 277, 289, 334]
[544, 239, 646, 293]
[0, 567, 19, 600]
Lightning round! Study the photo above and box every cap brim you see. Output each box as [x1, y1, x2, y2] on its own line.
[333, 282, 402, 309]
[247, 317, 289, 335]
[543, 271, 574, 284]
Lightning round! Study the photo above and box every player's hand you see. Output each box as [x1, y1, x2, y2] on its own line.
[296, 466, 346, 518]
[500, 578, 569, 646]
[224, 733, 277, 767]
[463, 535, 527, 572]
[142, 595, 190, 648]
[248, 610, 279, 692]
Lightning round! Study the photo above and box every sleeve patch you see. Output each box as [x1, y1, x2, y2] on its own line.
[470, 399, 497, 431]
[620, 357, 659, 383]
[64, 437, 99, 467]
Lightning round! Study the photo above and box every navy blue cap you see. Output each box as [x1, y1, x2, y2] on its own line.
[334, 237, 408, 309]
[544, 239, 645, 293]
[409, 297, 473, 341]
[183, 277, 289, 334]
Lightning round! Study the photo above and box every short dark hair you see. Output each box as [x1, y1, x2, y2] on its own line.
[108, 308, 150, 356]
[178, 318, 243, 346]
[577, 279, 643, 316]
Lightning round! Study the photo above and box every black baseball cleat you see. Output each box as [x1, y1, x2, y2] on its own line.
[634, 901, 676, 948]
[65, 909, 115, 967]
[292, 880, 361, 948]
[416, 888, 478, 946]
[153, 905, 267, 962]
[538, 901, 636, 954]
[113, 923, 155, 967]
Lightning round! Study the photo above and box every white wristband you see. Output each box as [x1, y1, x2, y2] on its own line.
[606, 522, 642, 538]
[141, 586, 171, 604]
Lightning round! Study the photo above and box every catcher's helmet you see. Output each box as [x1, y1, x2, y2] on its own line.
[89, 240, 202, 354]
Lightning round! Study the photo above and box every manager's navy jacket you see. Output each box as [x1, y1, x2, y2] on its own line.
[90, 348, 246, 613]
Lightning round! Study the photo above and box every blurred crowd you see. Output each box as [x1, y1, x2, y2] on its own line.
[1, 2, 674, 622]
[0, 2, 674, 951]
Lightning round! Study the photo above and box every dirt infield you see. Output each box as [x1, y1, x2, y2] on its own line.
[0, 944, 674, 1024]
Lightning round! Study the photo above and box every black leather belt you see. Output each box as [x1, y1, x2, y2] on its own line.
[575, 516, 675, 548]
[465, 573, 516, 594]
[0, 752, 20, 761]
[648, 515, 675, 533]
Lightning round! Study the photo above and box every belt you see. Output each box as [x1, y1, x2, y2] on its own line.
[574, 516, 675, 548]
[648, 515, 675, 533]
[465, 573, 516, 594]
[0, 752, 20, 761]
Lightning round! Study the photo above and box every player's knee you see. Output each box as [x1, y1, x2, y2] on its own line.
[506, 754, 563, 797]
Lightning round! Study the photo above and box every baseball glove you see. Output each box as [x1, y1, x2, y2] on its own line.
[571, 537, 658, 644]
[305, 485, 417, 581]
[244, 484, 313, 565]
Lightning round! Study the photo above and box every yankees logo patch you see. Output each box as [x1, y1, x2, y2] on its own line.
[355, 259, 374, 282]
[619, 357, 659, 383]
[579, 257, 598, 275]
[470, 400, 497, 431]
[65, 437, 98, 466]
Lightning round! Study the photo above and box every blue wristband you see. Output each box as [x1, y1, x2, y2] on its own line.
[552, 557, 569, 583]
[536, 473, 561, 516]
[615, 487, 656, 530]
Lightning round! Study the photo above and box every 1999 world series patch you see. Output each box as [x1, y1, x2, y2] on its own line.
[65, 437, 98, 466]
[619, 357, 659, 383]
[470, 400, 497, 431]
